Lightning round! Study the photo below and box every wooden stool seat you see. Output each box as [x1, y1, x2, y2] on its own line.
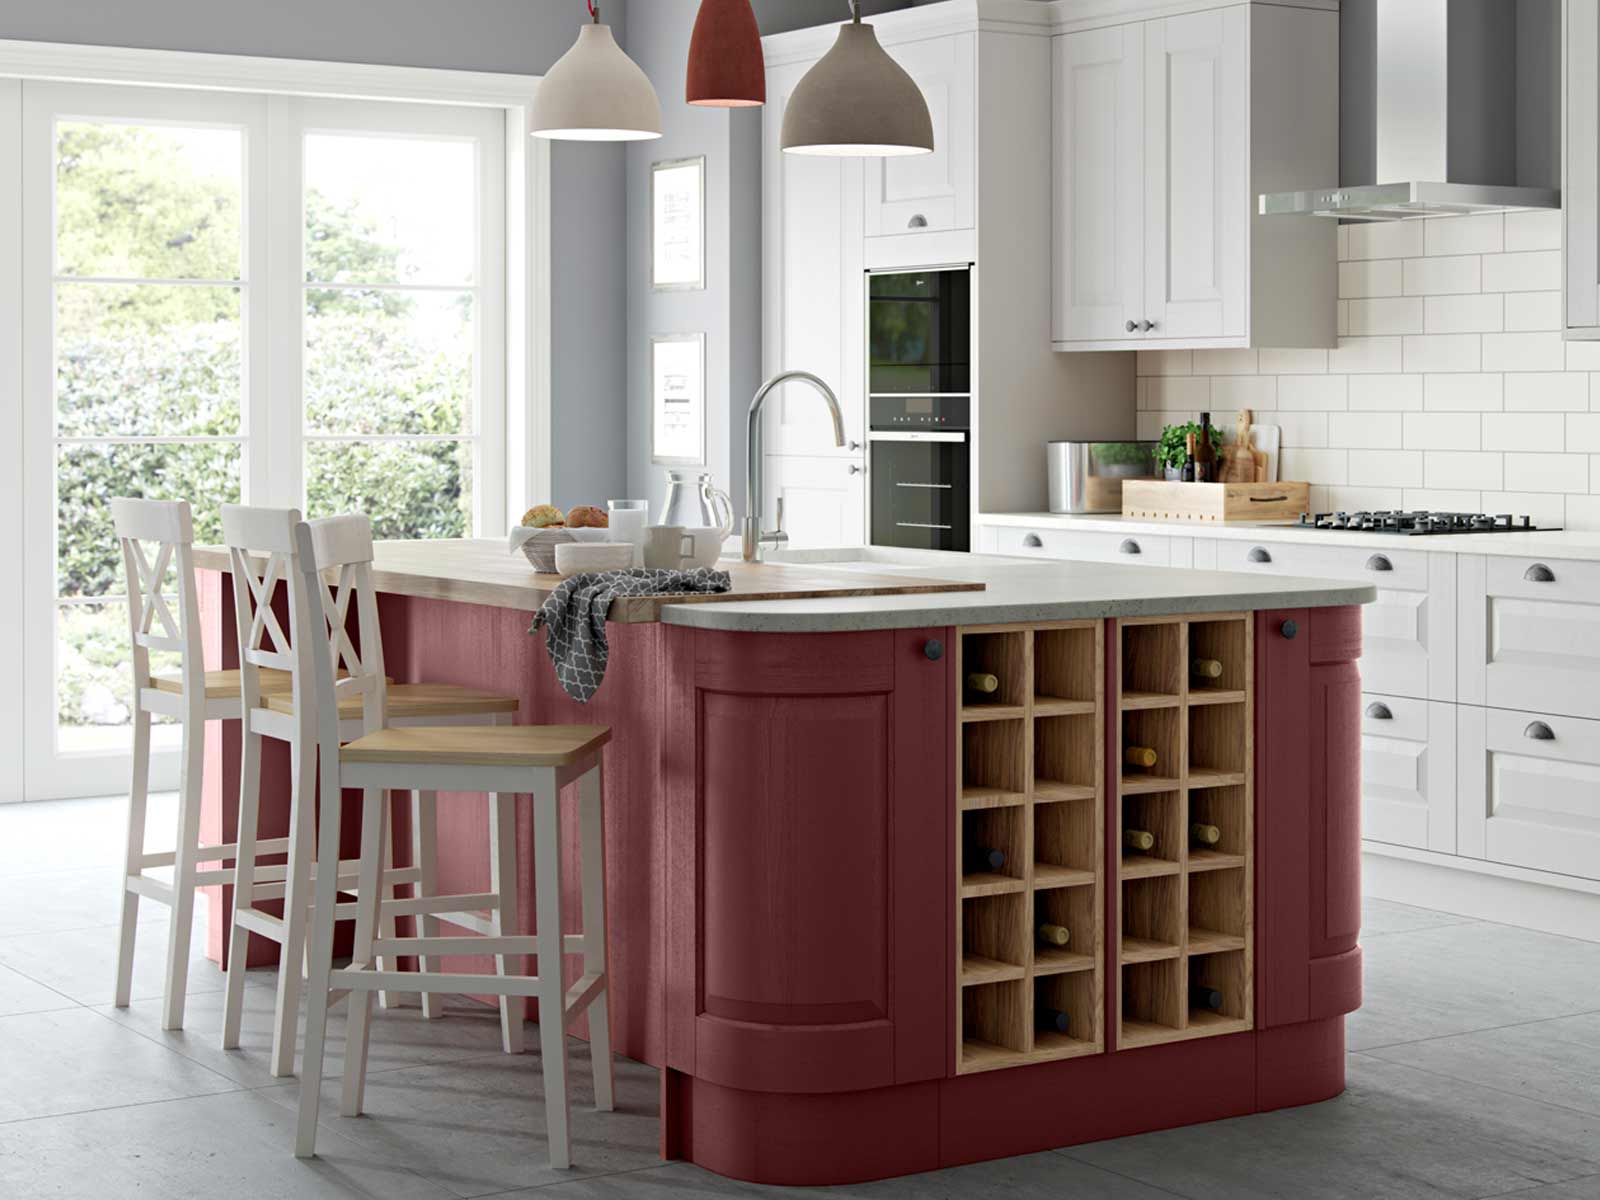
[265, 682, 519, 722]
[151, 667, 295, 697]
[342, 724, 610, 768]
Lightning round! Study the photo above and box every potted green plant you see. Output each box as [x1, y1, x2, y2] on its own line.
[1157, 421, 1225, 480]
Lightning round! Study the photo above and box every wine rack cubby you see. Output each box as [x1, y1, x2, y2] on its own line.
[1114, 615, 1254, 1051]
[956, 621, 1105, 1073]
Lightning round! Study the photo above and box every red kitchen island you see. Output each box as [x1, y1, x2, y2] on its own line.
[195, 541, 1372, 1186]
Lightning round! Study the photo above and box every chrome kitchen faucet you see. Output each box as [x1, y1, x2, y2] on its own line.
[742, 370, 846, 562]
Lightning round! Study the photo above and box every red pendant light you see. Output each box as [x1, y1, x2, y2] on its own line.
[686, 0, 766, 108]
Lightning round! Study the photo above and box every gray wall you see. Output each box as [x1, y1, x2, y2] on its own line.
[0, 0, 631, 510]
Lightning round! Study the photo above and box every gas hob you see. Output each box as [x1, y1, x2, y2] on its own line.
[1298, 511, 1558, 536]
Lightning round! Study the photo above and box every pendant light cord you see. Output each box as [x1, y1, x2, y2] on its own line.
[846, 0, 861, 22]
[588, 0, 599, 22]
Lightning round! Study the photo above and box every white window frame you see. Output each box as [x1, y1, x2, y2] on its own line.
[0, 42, 551, 802]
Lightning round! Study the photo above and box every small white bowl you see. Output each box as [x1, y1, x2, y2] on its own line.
[554, 542, 634, 578]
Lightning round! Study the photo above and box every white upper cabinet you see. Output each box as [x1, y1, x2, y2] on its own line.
[1053, 0, 1337, 352]
[762, 60, 866, 457]
[863, 33, 976, 238]
[1567, 0, 1600, 337]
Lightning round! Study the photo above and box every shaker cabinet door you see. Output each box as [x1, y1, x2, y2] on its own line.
[763, 454, 867, 549]
[863, 33, 975, 237]
[1052, 23, 1145, 344]
[1361, 693, 1456, 854]
[1458, 553, 1600, 719]
[1141, 6, 1248, 341]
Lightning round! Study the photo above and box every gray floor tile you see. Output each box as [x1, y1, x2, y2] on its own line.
[1350, 921, 1600, 1051]
[99, 974, 536, 1089]
[1480, 1177, 1600, 1199]
[491, 1152, 1185, 1199]
[0, 1007, 237, 1122]
[0, 793, 176, 876]
[1362, 1010, 1600, 1117]
[1361, 897, 1481, 938]
[0, 1086, 453, 1199]
[0, 915, 222, 1006]
[1062, 1055, 1600, 1200]
[0, 962, 77, 1017]
[0, 865, 183, 939]
[262, 1039, 662, 1198]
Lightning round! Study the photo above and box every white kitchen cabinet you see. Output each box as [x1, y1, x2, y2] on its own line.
[1566, 0, 1600, 336]
[762, 60, 866, 457]
[1212, 539, 1455, 702]
[1458, 554, 1600, 719]
[1457, 704, 1600, 881]
[863, 33, 976, 239]
[1361, 692, 1456, 854]
[1051, 0, 1337, 351]
[981, 522, 1179, 567]
[762, 454, 867, 549]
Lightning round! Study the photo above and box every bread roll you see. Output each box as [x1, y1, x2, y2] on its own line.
[521, 504, 565, 529]
[566, 505, 609, 529]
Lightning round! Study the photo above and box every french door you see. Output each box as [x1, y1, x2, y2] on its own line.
[13, 82, 507, 800]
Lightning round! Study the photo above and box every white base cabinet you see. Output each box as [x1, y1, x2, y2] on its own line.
[1362, 692, 1456, 854]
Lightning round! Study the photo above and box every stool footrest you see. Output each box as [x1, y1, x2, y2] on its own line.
[125, 874, 174, 903]
[235, 907, 285, 939]
[563, 972, 606, 1025]
[382, 892, 500, 918]
[332, 965, 543, 999]
[370, 935, 540, 957]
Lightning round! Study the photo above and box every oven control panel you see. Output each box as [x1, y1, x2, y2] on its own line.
[869, 395, 971, 431]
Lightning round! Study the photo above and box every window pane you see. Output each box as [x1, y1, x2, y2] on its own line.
[57, 602, 182, 738]
[57, 283, 241, 438]
[304, 133, 476, 286]
[304, 290, 473, 436]
[55, 120, 242, 281]
[305, 440, 471, 539]
[57, 442, 241, 599]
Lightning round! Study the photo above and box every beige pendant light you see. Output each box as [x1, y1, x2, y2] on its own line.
[530, 1, 662, 142]
[780, 0, 933, 157]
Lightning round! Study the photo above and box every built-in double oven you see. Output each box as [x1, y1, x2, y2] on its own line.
[866, 266, 973, 552]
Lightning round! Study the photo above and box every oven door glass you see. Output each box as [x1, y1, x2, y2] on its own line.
[869, 270, 971, 394]
[870, 437, 970, 552]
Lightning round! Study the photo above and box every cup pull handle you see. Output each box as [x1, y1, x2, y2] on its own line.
[1365, 702, 1393, 720]
[1367, 554, 1394, 572]
[1023, 533, 1043, 548]
[1525, 721, 1555, 741]
[1525, 563, 1555, 583]
[1119, 539, 1141, 555]
[908, 214, 929, 229]
[1248, 547, 1272, 563]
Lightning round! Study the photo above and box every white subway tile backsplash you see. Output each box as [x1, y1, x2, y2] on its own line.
[1404, 334, 1481, 373]
[1326, 485, 1406, 511]
[1327, 336, 1403, 374]
[1135, 411, 1167, 440]
[1481, 491, 1568, 527]
[1424, 294, 1503, 334]
[1280, 448, 1348, 486]
[1403, 255, 1480, 296]
[1504, 209, 1562, 252]
[1424, 213, 1503, 257]
[1210, 374, 1277, 411]
[1349, 220, 1424, 260]
[1349, 374, 1423, 411]
[1567, 341, 1600, 371]
[1505, 373, 1590, 412]
[1141, 376, 1210, 411]
[1258, 348, 1328, 374]
[1328, 412, 1403, 449]
[1404, 412, 1481, 451]
[1348, 298, 1424, 336]
[1404, 488, 1483, 512]
[1482, 331, 1566, 372]
[1136, 350, 1191, 376]
[1347, 449, 1423, 488]
[1425, 451, 1503, 491]
[1482, 250, 1562, 293]
[1339, 260, 1402, 299]
[1565, 495, 1600, 530]
[1503, 291, 1562, 332]
[1277, 374, 1348, 411]
[1567, 414, 1600, 453]
[1424, 374, 1502, 411]
[1504, 453, 1588, 494]
[1337, 299, 1349, 338]
[1482, 412, 1564, 452]
[1191, 348, 1258, 375]
[1274, 411, 1328, 448]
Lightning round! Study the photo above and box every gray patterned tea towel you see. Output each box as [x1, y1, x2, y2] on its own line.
[531, 567, 733, 702]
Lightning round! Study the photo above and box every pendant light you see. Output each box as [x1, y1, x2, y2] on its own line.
[687, 0, 766, 107]
[780, 0, 933, 157]
[530, 0, 662, 142]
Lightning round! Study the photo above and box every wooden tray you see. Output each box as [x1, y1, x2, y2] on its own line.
[1121, 480, 1309, 523]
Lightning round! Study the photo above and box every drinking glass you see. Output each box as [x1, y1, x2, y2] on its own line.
[607, 499, 649, 568]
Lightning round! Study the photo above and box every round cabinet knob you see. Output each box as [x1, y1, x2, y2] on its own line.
[1140, 320, 1156, 332]
[847, 440, 863, 452]
[1280, 619, 1299, 640]
[1367, 554, 1394, 573]
[1365, 702, 1393, 720]
[1119, 539, 1141, 555]
[1126, 320, 1139, 333]
[1524, 720, 1555, 741]
[1248, 546, 1273, 563]
[848, 464, 864, 475]
[1525, 563, 1556, 583]
[923, 638, 944, 662]
[1023, 533, 1044, 548]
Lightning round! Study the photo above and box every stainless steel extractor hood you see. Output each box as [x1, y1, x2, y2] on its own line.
[1260, 0, 1560, 221]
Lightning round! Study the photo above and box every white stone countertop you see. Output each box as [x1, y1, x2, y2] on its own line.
[978, 511, 1600, 560]
[661, 547, 1374, 633]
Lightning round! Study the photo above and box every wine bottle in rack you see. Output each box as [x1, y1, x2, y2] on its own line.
[1037, 1006, 1071, 1035]
[1191, 822, 1222, 847]
[1123, 828, 1155, 853]
[1124, 745, 1159, 770]
[1037, 923, 1071, 948]
[966, 672, 1000, 695]
[1190, 984, 1224, 1011]
[965, 844, 1006, 874]
[1192, 657, 1223, 681]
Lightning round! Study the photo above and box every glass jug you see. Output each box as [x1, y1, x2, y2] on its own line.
[660, 470, 734, 537]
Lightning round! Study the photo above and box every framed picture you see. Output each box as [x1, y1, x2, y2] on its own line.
[651, 156, 705, 291]
[650, 333, 706, 465]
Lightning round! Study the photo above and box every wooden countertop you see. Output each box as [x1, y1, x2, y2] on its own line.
[191, 539, 984, 623]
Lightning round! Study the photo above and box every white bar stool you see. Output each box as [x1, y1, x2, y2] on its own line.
[218, 508, 523, 1077]
[282, 516, 614, 1168]
[111, 497, 297, 1031]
